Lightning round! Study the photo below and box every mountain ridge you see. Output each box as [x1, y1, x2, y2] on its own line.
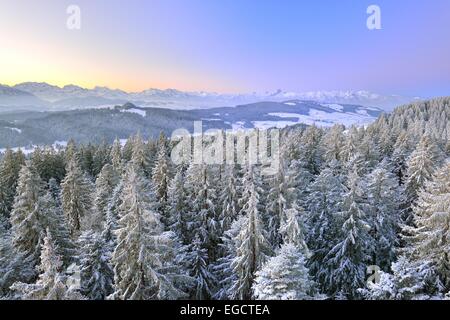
[0, 82, 421, 111]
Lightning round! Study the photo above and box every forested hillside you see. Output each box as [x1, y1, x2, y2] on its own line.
[0, 97, 449, 300]
[0, 100, 381, 148]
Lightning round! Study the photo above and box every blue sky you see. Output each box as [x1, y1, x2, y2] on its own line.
[0, 0, 449, 97]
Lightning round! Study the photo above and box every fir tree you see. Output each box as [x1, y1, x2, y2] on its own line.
[218, 165, 239, 236]
[365, 161, 401, 270]
[253, 243, 317, 300]
[340, 125, 360, 163]
[78, 231, 114, 300]
[0, 149, 25, 226]
[11, 229, 85, 300]
[184, 234, 216, 300]
[6, 163, 75, 289]
[167, 165, 188, 242]
[279, 203, 308, 253]
[184, 163, 218, 261]
[61, 159, 94, 237]
[103, 178, 124, 250]
[391, 131, 412, 185]
[362, 256, 428, 300]
[64, 139, 78, 165]
[305, 161, 345, 290]
[323, 169, 372, 299]
[39, 192, 76, 266]
[94, 164, 119, 230]
[111, 138, 123, 173]
[297, 125, 323, 175]
[152, 133, 171, 226]
[228, 166, 270, 300]
[403, 162, 450, 296]
[405, 135, 442, 207]
[131, 133, 151, 177]
[265, 162, 291, 248]
[9, 162, 46, 280]
[321, 124, 345, 164]
[212, 216, 246, 300]
[92, 141, 111, 177]
[47, 178, 62, 207]
[110, 165, 188, 300]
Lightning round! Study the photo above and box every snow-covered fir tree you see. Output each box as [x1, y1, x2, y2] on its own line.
[64, 139, 78, 165]
[279, 203, 308, 253]
[110, 164, 188, 300]
[130, 133, 152, 177]
[402, 162, 450, 296]
[297, 125, 323, 175]
[11, 229, 85, 300]
[94, 164, 119, 230]
[361, 256, 428, 300]
[265, 161, 291, 248]
[167, 165, 188, 242]
[38, 191, 76, 266]
[253, 196, 318, 300]
[111, 138, 123, 173]
[217, 165, 239, 237]
[61, 158, 94, 236]
[4, 163, 75, 290]
[365, 160, 401, 270]
[253, 243, 317, 300]
[228, 165, 270, 300]
[340, 125, 360, 163]
[7, 162, 47, 284]
[213, 216, 246, 300]
[305, 160, 345, 291]
[102, 175, 124, 252]
[405, 135, 442, 207]
[320, 124, 345, 164]
[183, 234, 216, 300]
[0, 228, 14, 295]
[0, 149, 25, 228]
[10, 162, 44, 257]
[78, 230, 114, 300]
[391, 131, 412, 185]
[152, 132, 171, 226]
[285, 158, 314, 206]
[92, 141, 111, 177]
[184, 162, 219, 261]
[47, 178, 62, 207]
[323, 168, 372, 299]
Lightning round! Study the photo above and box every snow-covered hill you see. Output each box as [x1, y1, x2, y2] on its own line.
[192, 100, 383, 129]
[0, 100, 383, 148]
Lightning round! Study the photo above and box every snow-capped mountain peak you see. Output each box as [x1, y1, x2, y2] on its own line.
[3, 82, 422, 111]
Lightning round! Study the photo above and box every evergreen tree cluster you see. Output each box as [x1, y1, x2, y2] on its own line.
[0, 97, 449, 300]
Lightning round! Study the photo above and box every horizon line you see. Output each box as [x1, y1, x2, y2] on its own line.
[1, 80, 421, 98]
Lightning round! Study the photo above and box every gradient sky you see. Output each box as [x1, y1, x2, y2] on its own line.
[1, 0, 449, 97]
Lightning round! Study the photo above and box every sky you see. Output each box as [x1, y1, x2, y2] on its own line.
[0, 0, 449, 97]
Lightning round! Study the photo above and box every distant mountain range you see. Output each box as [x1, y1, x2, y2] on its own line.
[0, 100, 383, 149]
[0, 82, 421, 112]
[0, 85, 48, 109]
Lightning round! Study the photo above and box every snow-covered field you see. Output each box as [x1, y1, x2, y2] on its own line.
[5, 127, 22, 133]
[250, 109, 376, 129]
[321, 103, 344, 112]
[0, 140, 67, 155]
[120, 108, 147, 117]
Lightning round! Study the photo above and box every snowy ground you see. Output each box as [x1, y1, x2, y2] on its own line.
[0, 140, 68, 155]
[244, 109, 376, 129]
[120, 108, 147, 117]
